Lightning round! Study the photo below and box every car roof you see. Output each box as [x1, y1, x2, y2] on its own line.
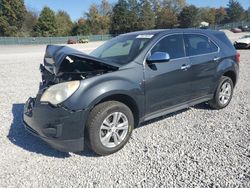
[121, 29, 222, 37]
[119, 29, 165, 36]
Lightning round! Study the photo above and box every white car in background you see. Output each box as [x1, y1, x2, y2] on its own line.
[234, 35, 250, 49]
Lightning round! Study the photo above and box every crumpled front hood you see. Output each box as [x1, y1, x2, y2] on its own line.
[44, 45, 120, 75]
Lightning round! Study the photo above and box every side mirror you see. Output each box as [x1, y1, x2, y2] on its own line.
[146, 52, 170, 64]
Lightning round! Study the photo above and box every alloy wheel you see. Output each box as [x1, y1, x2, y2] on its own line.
[99, 112, 129, 148]
[219, 81, 232, 105]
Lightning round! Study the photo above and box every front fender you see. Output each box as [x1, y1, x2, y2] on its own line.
[62, 67, 144, 113]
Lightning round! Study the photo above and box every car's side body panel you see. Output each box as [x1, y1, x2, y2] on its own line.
[144, 56, 193, 115]
[188, 53, 218, 98]
[213, 56, 239, 90]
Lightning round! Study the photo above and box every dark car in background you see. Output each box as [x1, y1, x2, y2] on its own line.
[238, 25, 250, 32]
[23, 29, 239, 155]
[231, 28, 242, 33]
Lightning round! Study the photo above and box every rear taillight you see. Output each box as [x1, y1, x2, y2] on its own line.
[236, 52, 240, 63]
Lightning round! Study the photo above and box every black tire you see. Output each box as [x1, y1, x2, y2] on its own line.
[87, 101, 134, 156]
[208, 76, 234, 109]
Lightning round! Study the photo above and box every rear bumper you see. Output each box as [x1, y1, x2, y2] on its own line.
[23, 97, 87, 152]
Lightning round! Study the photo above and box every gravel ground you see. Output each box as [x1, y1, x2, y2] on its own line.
[0, 33, 249, 187]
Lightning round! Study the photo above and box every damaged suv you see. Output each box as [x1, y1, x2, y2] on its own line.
[23, 29, 239, 155]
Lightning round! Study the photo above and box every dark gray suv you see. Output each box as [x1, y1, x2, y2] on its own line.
[23, 29, 240, 155]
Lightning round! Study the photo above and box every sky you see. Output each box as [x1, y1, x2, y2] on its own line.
[24, 0, 250, 21]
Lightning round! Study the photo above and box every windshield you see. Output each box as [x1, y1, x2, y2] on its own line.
[90, 34, 154, 65]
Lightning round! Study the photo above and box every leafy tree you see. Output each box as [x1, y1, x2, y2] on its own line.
[162, 0, 186, 12]
[112, 0, 157, 34]
[199, 8, 216, 25]
[150, 0, 186, 13]
[179, 5, 200, 28]
[0, 0, 26, 36]
[86, 4, 110, 34]
[85, 4, 99, 34]
[110, 0, 132, 34]
[156, 6, 178, 28]
[56, 11, 73, 36]
[71, 18, 90, 36]
[215, 7, 227, 24]
[247, 7, 250, 21]
[98, 0, 112, 34]
[33, 7, 57, 37]
[99, 0, 112, 16]
[127, 0, 141, 30]
[98, 16, 111, 34]
[0, 13, 8, 36]
[71, 19, 90, 36]
[73, 1, 112, 36]
[227, 0, 245, 22]
[150, 0, 161, 12]
[138, 0, 155, 30]
[21, 10, 38, 37]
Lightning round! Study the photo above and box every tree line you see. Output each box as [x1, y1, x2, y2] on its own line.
[0, 0, 249, 37]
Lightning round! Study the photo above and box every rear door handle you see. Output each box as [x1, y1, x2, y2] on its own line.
[181, 64, 191, 71]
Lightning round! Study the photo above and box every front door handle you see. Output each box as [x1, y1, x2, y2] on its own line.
[181, 64, 191, 71]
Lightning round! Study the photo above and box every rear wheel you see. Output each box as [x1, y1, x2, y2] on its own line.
[87, 101, 134, 156]
[208, 76, 234, 109]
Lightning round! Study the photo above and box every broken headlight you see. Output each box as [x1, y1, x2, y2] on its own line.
[40, 81, 80, 105]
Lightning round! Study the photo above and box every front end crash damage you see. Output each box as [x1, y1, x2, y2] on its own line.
[23, 45, 120, 152]
[41, 45, 119, 86]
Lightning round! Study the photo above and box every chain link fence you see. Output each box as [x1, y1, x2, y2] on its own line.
[0, 34, 113, 45]
[209, 21, 250, 30]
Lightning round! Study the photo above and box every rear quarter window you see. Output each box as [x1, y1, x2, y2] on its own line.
[214, 32, 234, 49]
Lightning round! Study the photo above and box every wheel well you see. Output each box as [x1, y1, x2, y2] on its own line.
[223, 71, 236, 86]
[97, 94, 140, 127]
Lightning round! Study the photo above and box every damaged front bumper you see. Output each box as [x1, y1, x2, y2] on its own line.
[23, 97, 87, 152]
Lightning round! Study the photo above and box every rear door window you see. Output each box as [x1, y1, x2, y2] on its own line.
[151, 34, 185, 59]
[184, 34, 219, 56]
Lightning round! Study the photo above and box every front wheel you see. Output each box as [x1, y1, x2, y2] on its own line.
[87, 101, 134, 156]
[208, 76, 234, 109]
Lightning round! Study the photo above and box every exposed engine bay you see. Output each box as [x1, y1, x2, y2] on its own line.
[40, 45, 119, 86]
